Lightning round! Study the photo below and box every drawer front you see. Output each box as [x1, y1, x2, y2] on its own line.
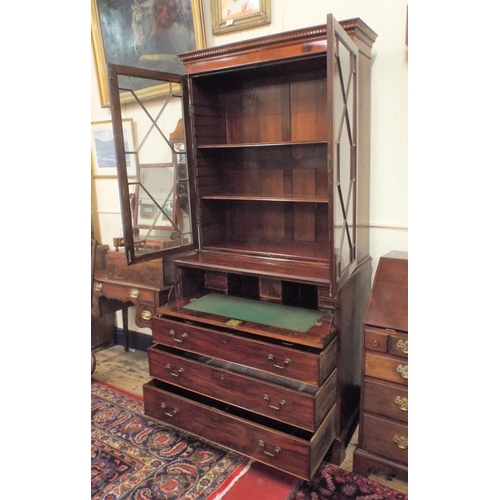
[362, 413, 408, 465]
[94, 281, 155, 304]
[143, 380, 337, 480]
[135, 302, 155, 328]
[388, 333, 408, 359]
[148, 346, 337, 431]
[363, 379, 408, 423]
[152, 316, 324, 386]
[365, 353, 408, 386]
[364, 328, 388, 353]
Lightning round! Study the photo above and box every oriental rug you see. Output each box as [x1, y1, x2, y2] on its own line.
[286, 463, 408, 500]
[91, 381, 248, 500]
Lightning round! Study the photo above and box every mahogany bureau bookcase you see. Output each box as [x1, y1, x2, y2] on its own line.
[106, 14, 377, 481]
[353, 251, 408, 479]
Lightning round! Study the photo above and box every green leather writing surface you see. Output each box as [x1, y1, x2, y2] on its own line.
[183, 293, 323, 332]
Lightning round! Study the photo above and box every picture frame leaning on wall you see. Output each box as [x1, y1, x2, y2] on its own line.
[91, 119, 137, 178]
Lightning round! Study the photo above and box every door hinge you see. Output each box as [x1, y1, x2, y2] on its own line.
[188, 105, 195, 116]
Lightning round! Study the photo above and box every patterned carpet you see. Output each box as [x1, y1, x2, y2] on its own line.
[91, 381, 248, 499]
[287, 464, 408, 500]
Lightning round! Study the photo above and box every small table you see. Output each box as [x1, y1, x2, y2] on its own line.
[92, 269, 173, 352]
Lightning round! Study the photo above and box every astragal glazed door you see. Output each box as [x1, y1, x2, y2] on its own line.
[107, 64, 197, 265]
[327, 14, 359, 294]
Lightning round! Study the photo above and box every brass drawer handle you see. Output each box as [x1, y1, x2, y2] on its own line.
[94, 282, 103, 292]
[397, 339, 408, 354]
[165, 363, 184, 377]
[393, 435, 408, 450]
[259, 440, 281, 457]
[264, 394, 286, 411]
[395, 396, 408, 411]
[129, 288, 139, 299]
[141, 310, 152, 321]
[268, 354, 291, 370]
[397, 364, 408, 379]
[372, 340, 379, 347]
[160, 402, 178, 418]
[170, 329, 187, 343]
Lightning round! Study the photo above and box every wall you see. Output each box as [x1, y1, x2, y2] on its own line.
[91, 0, 408, 334]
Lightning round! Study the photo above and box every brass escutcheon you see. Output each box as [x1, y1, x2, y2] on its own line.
[94, 282, 103, 292]
[397, 339, 408, 354]
[397, 364, 408, 379]
[129, 288, 139, 299]
[393, 435, 408, 450]
[141, 310, 152, 321]
[395, 396, 408, 411]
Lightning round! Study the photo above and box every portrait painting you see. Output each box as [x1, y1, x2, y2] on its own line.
[92, 0, 206, 106]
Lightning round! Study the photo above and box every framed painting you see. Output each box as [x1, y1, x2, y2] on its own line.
[91, 119, 137, 177]
[91, 0, 206, 107]
[211, 0, 271, 35]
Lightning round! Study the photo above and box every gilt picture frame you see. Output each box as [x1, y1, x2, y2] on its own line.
[91, 119, 137, 177]
[91, 0, 206, 107]
[211, 0, 271, 35]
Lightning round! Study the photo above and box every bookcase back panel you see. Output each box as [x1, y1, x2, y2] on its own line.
[225, 84, 287, 144]
[191, 69, 327, 145]
[199, 200, 329, 250]
[290, 79, 328, 142]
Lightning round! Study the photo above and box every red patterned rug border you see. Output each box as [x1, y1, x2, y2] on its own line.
[206, 459, 254, 500]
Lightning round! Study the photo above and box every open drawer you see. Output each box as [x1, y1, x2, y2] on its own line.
[143, 379, 337, 480]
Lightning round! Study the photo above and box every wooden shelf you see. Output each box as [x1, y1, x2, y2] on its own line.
[201, 194, 328, 203]
[197, 141, 328, 149]
[174, 248, 330, 285]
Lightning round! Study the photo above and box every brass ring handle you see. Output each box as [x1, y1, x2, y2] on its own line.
[165, 364, 184, 377]
[395, 396, 408, 411]
[141, 310, 152, 321]
[393, 435, 408, 450]
[259, 440, 281, 457]
[397, 364, 408, 379]
[267, 354, 291, 370]
[397, 339, 408, 354]
[129, 289, 139, 299]
[161, 402, 178, 418]
[170, 329, 187, 343]
[372, 340, 379, 347]
[94, 282, 103, 292]
[264, 394, 286, 410]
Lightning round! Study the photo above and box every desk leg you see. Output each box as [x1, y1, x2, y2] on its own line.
[122, 307, 129, 352]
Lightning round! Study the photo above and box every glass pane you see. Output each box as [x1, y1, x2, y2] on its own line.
[333, 36, 357, 279]
[113, 70, 193, 261]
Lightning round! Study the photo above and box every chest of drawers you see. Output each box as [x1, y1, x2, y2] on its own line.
[144, 293, 341, 480]
[353, 252, 408, 478]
